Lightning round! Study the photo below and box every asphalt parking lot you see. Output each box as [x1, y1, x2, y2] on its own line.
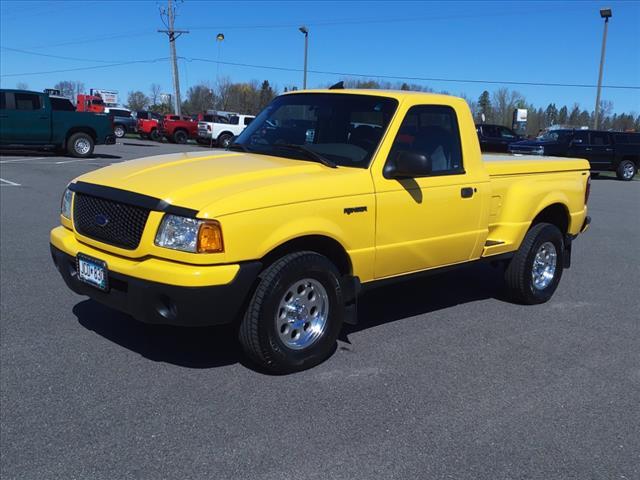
[1, 140, 639, 480]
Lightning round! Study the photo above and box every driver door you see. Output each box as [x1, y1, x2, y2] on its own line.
[373, 104, 485, 279]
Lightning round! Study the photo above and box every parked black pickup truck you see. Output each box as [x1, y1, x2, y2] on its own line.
[476, 123, 522, 152]
[0, 89, 115, 158]
[509, 129, 640, 180]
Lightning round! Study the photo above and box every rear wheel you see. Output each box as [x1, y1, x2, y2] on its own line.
[504, 223, 564, 304]
[113, 124, 126, 138]
[217, 132, 233, 148]
[238, 252, 344, 373]
[173, 130, 188, 144]
[67, 132, 94, 158]
[149, 128, 161, 142]
[616, 160, 636, 181]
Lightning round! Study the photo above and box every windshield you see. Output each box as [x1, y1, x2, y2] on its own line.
[234, 93, 398, 168]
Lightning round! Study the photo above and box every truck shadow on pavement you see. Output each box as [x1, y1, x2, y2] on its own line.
[73, 263, 507, 371]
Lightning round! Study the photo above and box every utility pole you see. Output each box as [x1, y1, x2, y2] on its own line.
[299, 26, 308, 89]
[594, 7, 612, 130]
[158, 0, 189, 115]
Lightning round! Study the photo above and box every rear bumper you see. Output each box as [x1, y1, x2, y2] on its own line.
[50, 244, 261, 326]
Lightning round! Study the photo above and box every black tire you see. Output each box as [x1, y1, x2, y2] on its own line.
[113, 124, 126, 138]
[239, 252, 345, 373]
[505, 222, 564, 305]
[217, 133, 233, 148]
[173, 130, 188, 144]
[149, 128, 161, 142]
[66, 132, 94, 158]
[616, 160, 637, 181]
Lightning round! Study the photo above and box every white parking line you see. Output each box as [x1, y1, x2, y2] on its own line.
[0, 157, 46, 164]
[0, 178, 21, 186]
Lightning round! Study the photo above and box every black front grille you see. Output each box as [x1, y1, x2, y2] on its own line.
[73, 193, 150, 250]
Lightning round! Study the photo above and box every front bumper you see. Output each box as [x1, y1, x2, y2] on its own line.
[50, 243, 261, 327]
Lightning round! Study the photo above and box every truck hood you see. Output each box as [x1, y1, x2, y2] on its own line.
[74, 151, 373, 217]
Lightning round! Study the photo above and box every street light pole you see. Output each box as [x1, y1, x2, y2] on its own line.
[594, 8, 612, 130]
[299, 26, 309, 89]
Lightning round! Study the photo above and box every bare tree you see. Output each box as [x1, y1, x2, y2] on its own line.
[149, 83, 162, 106]
[16, 82, 29, 90]
[491, 88, 525, 127]
[127, 91, 150, 111]
[54, 80, 85, 103]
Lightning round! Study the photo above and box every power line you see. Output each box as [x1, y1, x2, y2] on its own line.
[183, 57, 640, 91]
[0, 58, 170, 77]
[0, 46, 118, 64]
[2, 52, 638, 91]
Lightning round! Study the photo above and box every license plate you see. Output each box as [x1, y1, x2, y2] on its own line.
[76, 253, 108, 291]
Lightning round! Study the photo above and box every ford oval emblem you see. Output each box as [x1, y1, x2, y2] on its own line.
[95, 214, 109, 227]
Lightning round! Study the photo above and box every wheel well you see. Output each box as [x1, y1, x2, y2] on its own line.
[218, 131, 233, 139]
[66, 127, 96, 142]
[174, 128, 188, 135]
[531, 203, 569, 235]
[261, 235, 352, 276]
[621, 155, 639, 166]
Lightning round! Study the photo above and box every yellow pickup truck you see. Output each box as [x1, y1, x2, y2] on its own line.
[50, 89, 591, 372]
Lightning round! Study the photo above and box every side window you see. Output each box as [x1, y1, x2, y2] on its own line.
[388, 105, 464, 175]
[573, 131, 589, 144]
[498, 127, 516, 139]
[229, 115, 240, 125]
[590, 132, 610, 146]
[483, 125, 498, 137]
[14, 93, 42, 110]
[243, 117, 253, 126]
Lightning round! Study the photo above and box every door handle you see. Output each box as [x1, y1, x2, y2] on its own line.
[461, 187, 475, 198]
[605, 148, 613, 152]
[585, 147, 592, 151]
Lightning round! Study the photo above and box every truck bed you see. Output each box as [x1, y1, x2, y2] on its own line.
[483, 153, 588, 177]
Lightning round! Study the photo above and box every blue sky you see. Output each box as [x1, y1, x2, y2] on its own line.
[1, 0, 639, 113]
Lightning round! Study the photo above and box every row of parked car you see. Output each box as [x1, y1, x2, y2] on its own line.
[134, 111, 255, 147]
[477, 123, 640, 181]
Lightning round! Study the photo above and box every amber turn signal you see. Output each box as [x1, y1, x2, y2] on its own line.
[197, 221, 224, 253]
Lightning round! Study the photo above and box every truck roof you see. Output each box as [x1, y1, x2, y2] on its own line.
[283, 88, 459, 103]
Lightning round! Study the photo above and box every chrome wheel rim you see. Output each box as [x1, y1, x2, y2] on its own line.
[276, 278, 329, 350]
[623, 163, 635, 179]
[531, 241, 557, 290]
[114, 126, 125, 137]
[74, 138, 91, 155]
[221, 137, 231, 147]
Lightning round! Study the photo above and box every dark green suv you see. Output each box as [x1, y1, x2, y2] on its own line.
[0, 89, 115, 158]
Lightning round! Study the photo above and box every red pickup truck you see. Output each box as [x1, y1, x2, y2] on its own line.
[136, 111, 162, 141]
[160, 114, 199, 144]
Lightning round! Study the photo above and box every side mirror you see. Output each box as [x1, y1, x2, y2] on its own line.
[384, 151, 431, 179]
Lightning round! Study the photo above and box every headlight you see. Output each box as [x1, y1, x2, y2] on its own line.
[155, 215, 224, 253]
[535, 146, 545, 155]
[61, 188, 73, 219]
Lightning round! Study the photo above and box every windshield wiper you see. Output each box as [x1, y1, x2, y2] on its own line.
[227, 143, 250, 152]
[276, 144, 337, 168]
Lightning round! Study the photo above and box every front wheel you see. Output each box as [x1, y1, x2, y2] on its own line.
[67, 132, 94, 158]
[504, 223, 564, 304]
[616, 160, 637, 181]
[238, 252, 345, 373]
[113, 124, 126, 138]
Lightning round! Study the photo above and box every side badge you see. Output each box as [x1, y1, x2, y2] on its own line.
[344, 206, 367, 215]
